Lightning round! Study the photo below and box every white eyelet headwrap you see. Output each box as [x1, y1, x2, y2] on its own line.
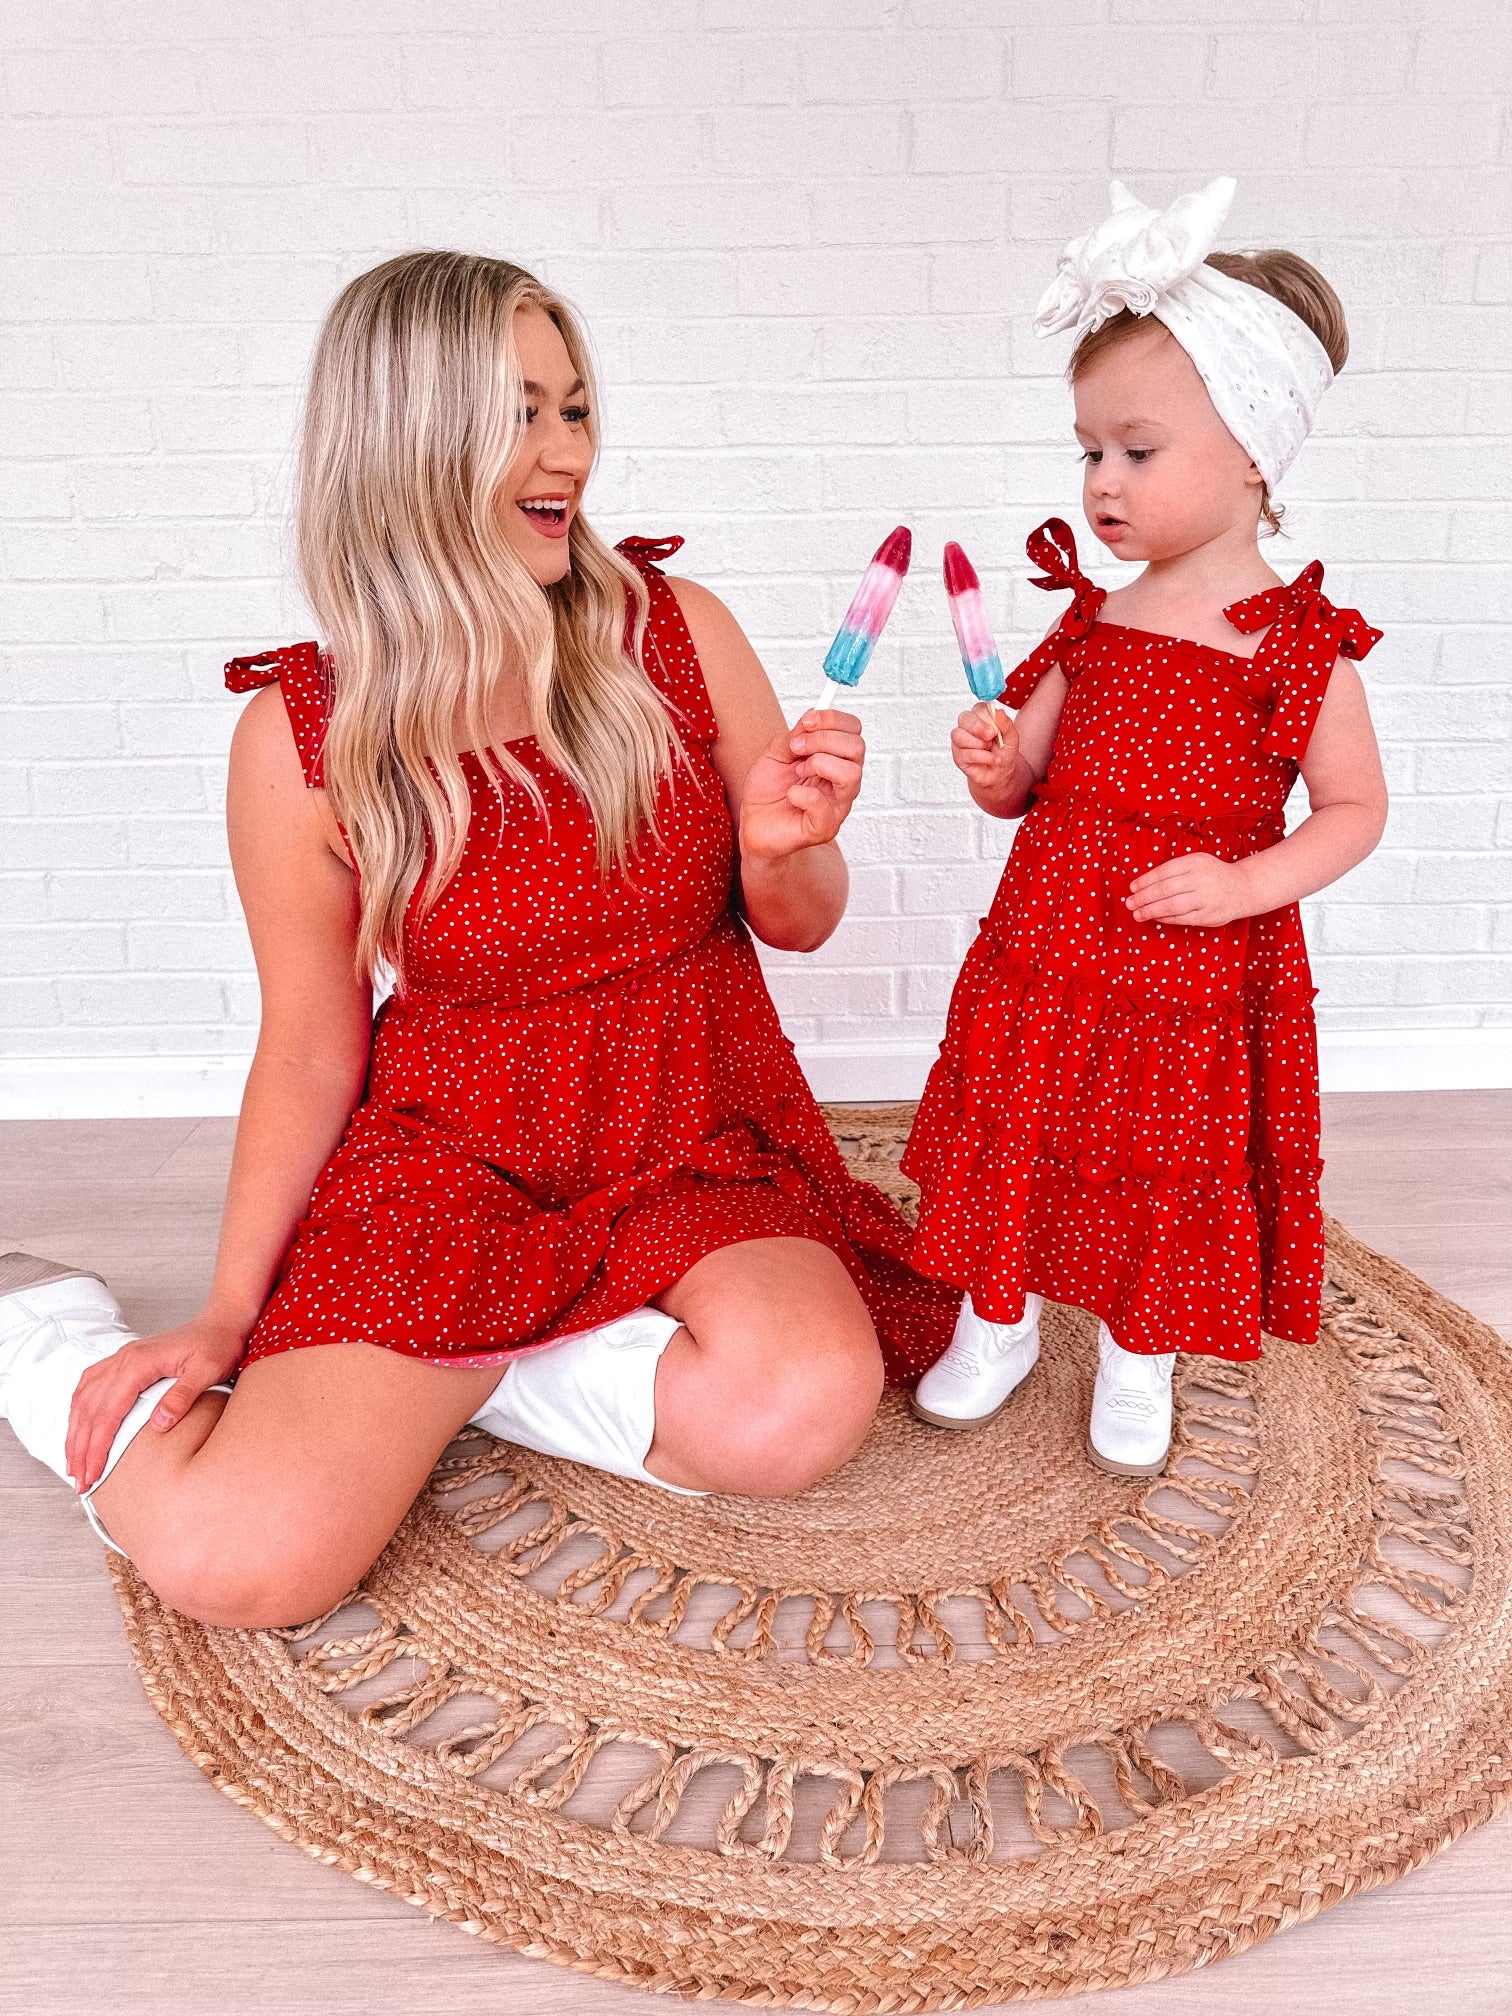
[1033, 177, 1334, 492]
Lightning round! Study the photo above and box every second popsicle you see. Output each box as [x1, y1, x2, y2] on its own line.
[943, 540, 1006, 744]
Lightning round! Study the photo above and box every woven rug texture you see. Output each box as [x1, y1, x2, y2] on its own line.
[110, 1105, 1512, 2010]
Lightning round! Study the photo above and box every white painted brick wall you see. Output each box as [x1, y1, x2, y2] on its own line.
[2, 1, 1510, 1110]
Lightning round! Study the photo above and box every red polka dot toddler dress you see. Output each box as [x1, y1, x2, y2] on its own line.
[902, 519, 1382, 1361]
[224, 538, 959, 1384]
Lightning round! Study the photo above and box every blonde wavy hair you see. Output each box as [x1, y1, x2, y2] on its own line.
[298, 250, 682, 980]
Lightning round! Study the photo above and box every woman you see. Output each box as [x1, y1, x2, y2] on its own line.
[1, 252, 957, 1629]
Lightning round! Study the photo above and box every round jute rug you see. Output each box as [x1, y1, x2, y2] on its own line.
[111, 1106, 1512, 2010]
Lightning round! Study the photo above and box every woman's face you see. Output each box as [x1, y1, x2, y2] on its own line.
[1073, 321, 1263, 564]
[500, 304, 596, 587]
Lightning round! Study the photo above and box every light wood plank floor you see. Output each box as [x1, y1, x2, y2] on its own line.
[2, 1094, 1510, 2016]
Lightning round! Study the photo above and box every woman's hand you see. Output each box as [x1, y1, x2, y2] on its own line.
[737, 708, 864, 864]
[951, 703, 1023, 816]
[664, 577, 858, 949]
[65, 1311, 247, 1494]
[1126, 853, 1253, 928]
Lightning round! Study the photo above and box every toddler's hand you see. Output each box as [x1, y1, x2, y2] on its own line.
[1127, 854, 1253, 928]
[950, 703, 1020, 811]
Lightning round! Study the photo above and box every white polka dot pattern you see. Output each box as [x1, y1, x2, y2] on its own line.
[224, 538, 961, 1384]
[902, 519, 1382, 1362]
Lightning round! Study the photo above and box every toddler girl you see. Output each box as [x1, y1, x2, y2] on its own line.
[903, 179, 1388, 1476]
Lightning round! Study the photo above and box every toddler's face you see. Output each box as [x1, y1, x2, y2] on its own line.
[1072, 322, 1264, 563]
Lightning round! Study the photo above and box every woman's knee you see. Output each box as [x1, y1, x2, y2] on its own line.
[132, 1507, 366, 1630]
[711, 1325, 884, 1497]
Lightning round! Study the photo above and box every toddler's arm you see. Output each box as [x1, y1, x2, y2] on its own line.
[1127, 660, 1388, 926]
[951, 653, 1069, 820]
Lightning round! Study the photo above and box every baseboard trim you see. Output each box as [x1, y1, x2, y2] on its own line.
[0, 1055, 255, 1121]
[1315, 1027, 1512, 1094]
[794, 1031, 1512, 1103]
[3, 1028, 1510, 1120]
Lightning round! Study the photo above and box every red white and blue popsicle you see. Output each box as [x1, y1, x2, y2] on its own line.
[943, 540, 1005, 742]
[815, 525, 912, 709]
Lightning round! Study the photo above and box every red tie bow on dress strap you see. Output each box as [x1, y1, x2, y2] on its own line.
[1000, 518, 1110, 703]
[1025, 518, 1108, 641]
[1224, 562, 1383, 760]
[224, 639, 321, 693]
[1225, 561, 1381, 658]
[616, 534, 687, 571]
[1224, 560, 1323, 636]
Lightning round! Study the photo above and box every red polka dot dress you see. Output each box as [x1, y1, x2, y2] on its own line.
[224, 537, 960, 1384]
[902, 520, 1382, 1361]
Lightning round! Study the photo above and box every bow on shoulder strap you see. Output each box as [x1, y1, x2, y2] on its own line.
[222, 640, 331, 785]
[616, 534, 686, 573]
[1227, 562, 1383, 760]
[1025, 518, 1108, 640]
[1002, 519, 1109, 706]
[614, 534, 689, 664]
[224, 639, 322, 694]
[610, 533, 720, 740]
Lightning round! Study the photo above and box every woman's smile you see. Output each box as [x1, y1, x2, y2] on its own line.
[516, 491, 574, 540]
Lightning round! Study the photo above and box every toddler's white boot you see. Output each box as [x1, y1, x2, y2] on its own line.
[469, 1306, 706, 1496]
[1088, 1320, 1174, 1477]
[0, 1252, 230, 1554]
[910, 1292, 1043, 1430]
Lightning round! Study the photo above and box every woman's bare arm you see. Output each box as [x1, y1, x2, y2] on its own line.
[67, 686, 373, 1490]
[668, 576, 859, 952]
[207, 684, 374, 1331]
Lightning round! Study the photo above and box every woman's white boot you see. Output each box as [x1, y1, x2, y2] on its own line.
[469, 1306, 706, 1496]
[1088, 1321, 1175, 1477]
[0, 1252, 229, 1555]
[910, 1292, 1043, 1430]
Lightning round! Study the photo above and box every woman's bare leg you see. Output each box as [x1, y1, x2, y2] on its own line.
[88, 1346, 500, 1629]
[647, 1237, 884, 1495]
[85, 1236, 883, 1627]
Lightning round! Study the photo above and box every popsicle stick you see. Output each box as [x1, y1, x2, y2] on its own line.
[975, 698, 1005, 746]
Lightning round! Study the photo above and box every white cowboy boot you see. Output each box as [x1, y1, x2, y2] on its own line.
[910, 1292, 1043, 1430]
[1088, 1320, 1175, 1477]
[0, 1252, 230, 1554]
[469, 1306, 706, 1496]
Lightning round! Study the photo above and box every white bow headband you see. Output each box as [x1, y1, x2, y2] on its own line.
[1033, 177, 1334, 492]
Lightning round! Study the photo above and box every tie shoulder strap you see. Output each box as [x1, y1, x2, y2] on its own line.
[223, 640, 330, 787]
[1001, 518, 1109, 707]
[1224, 563, 1383, 760]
